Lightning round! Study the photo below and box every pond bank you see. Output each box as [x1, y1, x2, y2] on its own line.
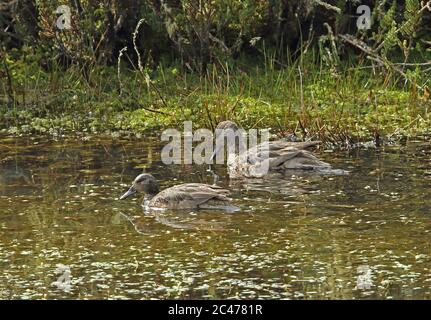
[1, 63, 430, 147]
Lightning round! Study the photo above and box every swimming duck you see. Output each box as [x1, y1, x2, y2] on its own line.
[212, 121, 332, 178]
[120, 173, 237, 210]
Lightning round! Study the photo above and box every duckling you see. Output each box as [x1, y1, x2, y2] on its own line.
[120, 173, 238, 211]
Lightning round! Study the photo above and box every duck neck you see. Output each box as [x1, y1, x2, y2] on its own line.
[226, 133, 247, 165]
[143, 194, 154, 204]
[143, 190, 159, 207]
[227, 151, 239, 166]
[144, 181, 160, 197]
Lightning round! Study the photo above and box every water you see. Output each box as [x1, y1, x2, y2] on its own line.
[0, 134, 430, 299]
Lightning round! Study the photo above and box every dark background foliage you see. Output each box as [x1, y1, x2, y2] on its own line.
[2, 0, 431, 71]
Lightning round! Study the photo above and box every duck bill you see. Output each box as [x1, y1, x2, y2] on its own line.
[210, 145, 223, 163]
[120, 187, 137, 200]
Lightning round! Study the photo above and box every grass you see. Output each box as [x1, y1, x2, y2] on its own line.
[1, 49, 430, 146]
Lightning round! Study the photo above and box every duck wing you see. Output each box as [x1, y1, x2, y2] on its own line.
[247, 140, 321, 164]
[264, 140, 321, 151]
[263, 148, 330, 170]
[231, 148, 331, 177]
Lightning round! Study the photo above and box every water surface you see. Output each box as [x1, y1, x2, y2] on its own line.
[0, 134, 430, 299]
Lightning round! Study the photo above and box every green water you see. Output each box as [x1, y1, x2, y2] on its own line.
[0, 134, 430, 299]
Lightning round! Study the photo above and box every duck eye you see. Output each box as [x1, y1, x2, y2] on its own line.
[135, 177, 145, 184]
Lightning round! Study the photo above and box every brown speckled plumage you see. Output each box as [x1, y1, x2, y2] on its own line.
[214, 121, 332, 178]
[120, 174, 237, 210]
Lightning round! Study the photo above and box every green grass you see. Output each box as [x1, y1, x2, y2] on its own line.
[1, 50, 430, 145]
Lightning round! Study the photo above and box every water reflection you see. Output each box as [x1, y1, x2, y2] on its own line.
[0, 134, 430, 299]
[117, 210, 230, 232]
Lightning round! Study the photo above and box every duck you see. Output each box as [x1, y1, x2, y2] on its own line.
[211, 120, 333, 178]
[120, 173, 238, 211]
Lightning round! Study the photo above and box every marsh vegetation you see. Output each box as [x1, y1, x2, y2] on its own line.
[1, 1, 430, 145]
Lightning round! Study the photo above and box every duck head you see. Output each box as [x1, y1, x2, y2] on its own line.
[120, 173, 160, 200]
[211, 121, 245, 162]
[215, 121, 240, 132]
